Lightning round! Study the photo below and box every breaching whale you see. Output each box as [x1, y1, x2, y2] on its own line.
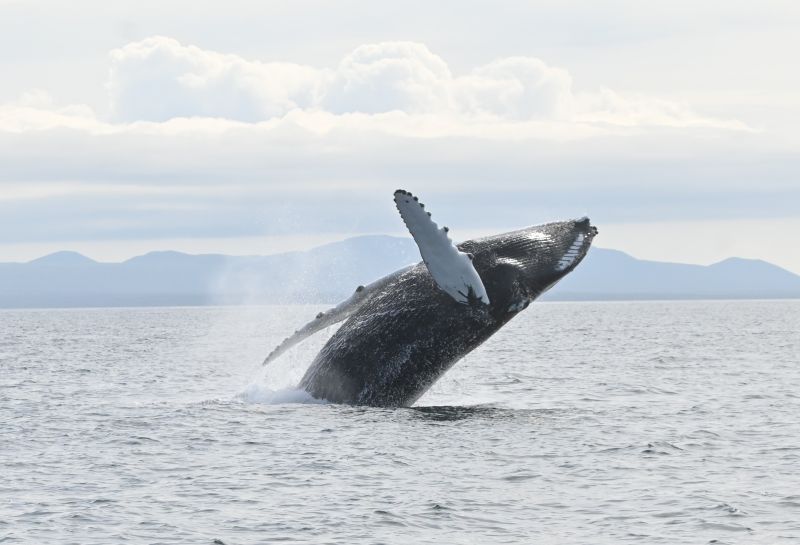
[264, 190, 597, 407]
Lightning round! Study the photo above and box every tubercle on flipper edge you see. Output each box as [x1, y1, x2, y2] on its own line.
[393, 189, 455, 246]
[393, 189, 490, 306]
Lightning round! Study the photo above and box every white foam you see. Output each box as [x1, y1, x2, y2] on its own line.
[236, 384, 328, 405]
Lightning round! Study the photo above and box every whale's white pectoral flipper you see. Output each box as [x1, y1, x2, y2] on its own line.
[394, 189, 490, 305]
[263, 264, 414, 365]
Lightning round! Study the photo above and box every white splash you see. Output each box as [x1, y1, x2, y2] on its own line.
[236, 384, 328, 405]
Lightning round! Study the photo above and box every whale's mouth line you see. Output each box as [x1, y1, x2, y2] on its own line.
[556, 231, 588, 271]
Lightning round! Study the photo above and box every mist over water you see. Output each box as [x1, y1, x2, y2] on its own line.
[2, 301, 799, 544]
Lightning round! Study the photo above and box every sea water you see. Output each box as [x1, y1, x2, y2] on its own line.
[1, 301, 799, 544]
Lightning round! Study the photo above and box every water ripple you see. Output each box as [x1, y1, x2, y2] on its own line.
[1, 301, 799, 544]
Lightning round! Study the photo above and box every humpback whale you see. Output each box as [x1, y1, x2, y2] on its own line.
[264, 190, 597, 407]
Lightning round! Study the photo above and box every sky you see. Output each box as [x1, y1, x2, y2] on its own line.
[2, 1, 799, 272]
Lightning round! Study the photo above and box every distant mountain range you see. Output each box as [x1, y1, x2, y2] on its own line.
[1, 235, 799, 308]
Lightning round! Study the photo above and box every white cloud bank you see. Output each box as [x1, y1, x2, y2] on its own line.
[5, 36, 794, 272]
[0, 36, 747, 137]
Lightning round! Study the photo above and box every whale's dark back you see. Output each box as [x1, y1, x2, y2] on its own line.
[299, 220, 596, 406]
[299, 263, 507, 406]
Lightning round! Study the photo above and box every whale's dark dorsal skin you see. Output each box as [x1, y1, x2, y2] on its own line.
[297, 217, 597, 407]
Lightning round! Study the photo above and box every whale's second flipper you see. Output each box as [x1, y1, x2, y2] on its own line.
[262, 264, 414, 365]
[394, 189, 490, 305]
[263, 188, 489, 366]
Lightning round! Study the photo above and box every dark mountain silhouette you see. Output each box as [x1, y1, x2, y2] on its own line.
[1, 236, 798, 308]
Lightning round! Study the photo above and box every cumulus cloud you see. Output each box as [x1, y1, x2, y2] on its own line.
[112, 39, 569, 121]
[321, 42, 454, 115]
[455, 57, 574, 120]
[84, 36, 743, 132]
[108, 37, 325, 122]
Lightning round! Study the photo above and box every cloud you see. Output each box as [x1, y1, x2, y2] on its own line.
[321, 42, 453, 115]
[455, 57, 574, 120]
[1, 36, 784, 253]
[0, 89, 97, 132]
[88, 36, 743, 132]
[108, 37, 325, 122]
[573, 87, 745, 129]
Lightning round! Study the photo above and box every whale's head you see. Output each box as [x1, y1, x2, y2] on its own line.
[462, 217, 597, 308]
[519, 217, 598, 294]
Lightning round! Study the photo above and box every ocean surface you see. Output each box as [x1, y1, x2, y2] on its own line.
[2, 300, 799, 545]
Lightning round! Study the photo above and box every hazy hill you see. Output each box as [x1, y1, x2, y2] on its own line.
[552, 248, 800, 300]
[1, 235, 798, 308]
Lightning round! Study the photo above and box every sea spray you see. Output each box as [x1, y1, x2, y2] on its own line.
[236, 384, 327, 404]
[237, 315, 338, 403]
